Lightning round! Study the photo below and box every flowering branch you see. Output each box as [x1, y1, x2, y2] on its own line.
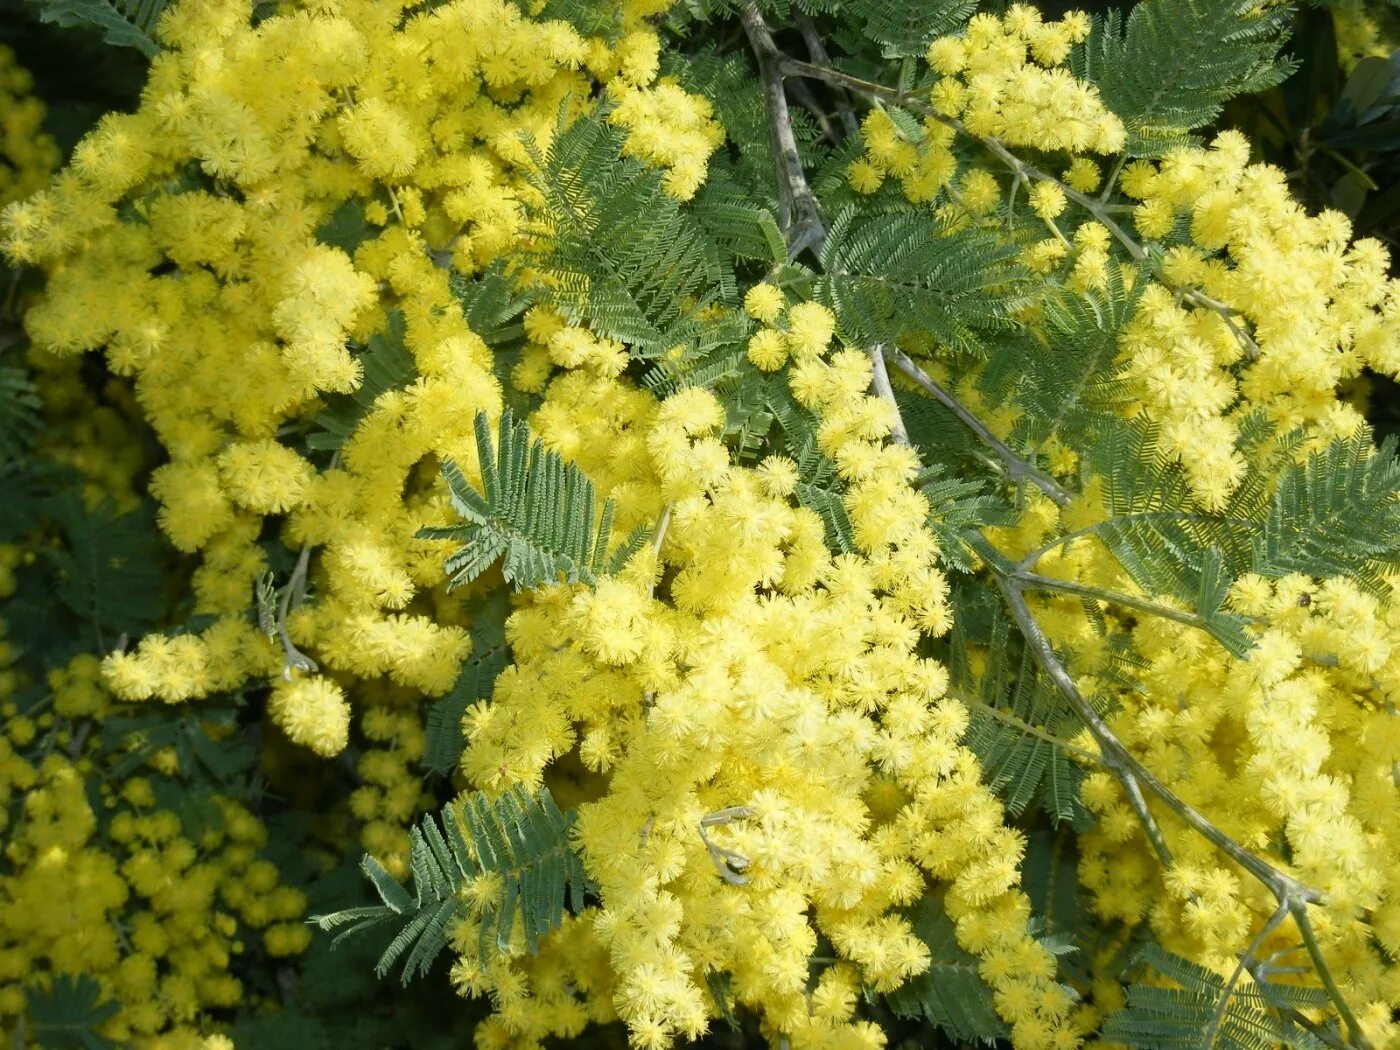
[277, 544, 319, 680]
[777, 57, 1262, 360]
[887, 348, 1072, 506]
[1015, 571, 1221, 635]
[741, 6, 825, 259]
[868, 342, 1372, 1050]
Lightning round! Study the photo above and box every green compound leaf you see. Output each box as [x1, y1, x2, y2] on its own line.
[312, 787, 592, 983]
[1078, 0, 1295, 156]
[24, 0, 169, 57]
[818, 206, 1033, 357]
[1104, 943, 1329, 1050]
[420, 408, 647, 591]
[422, 591, 511, 776]
[1254, 433, 1400, 595]
[522, 112, 742, 361]
[308, 311, 416, 453]
[886, 892, 1008, 1044]
[24, 974, 120, 1050]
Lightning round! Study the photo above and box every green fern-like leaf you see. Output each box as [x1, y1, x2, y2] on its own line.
[308, 312, 416, 452]
[953, 612, 1088, 823]
[817, 206, 1032, 357]
[516, 0, 617, 37]
[1083, 422, 1257, 621]
[45, 493, 168, 648]
[788, 433, 859, 554]
[885, 891, 1009, 1044]
[915, 463, 1013, 573]
[1103, 944, 1328, 1050]
[419, 409, 647, 591]
[1254, 433, 1400, 594]
[522, 113, 742, 360]
[312, 787, 591, 983]
[24, 0, 168, 56]
[1078, 0, 1295, 156]
[451, 260, 534, 350]
[979, 273, 1141, 454]
[0, 365, 42, 465]
[422, 592, 511, 776]
[842, 0, 979, 57]
[24, 974, 120, 1050]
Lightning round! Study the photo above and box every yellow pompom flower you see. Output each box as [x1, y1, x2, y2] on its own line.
[269, 676, 351, 757]
[743, 283, 786, 323]
[217, 440, 313, 514]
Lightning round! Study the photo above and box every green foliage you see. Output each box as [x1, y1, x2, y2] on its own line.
[23, 975, 120, 1050]
[452, 260, 535, 352]
[1228, 8, 1400, 238]
[523, 114, 744, 361]
[22, 0, 167, 56]
[1255, 433, 1400, 594]
[914, 464, 1011, 573]
[308, 311, 416, 453]
[100, 700, 255, 783]
[1103, 944, 1331, 1050]
[952, 609, 1088, 824]
[313, 787, 591, 984]
[838, 0, 979, 58]
[314, 198, 372, 256]
[978, 273, 1140, 454]
[1075, 421, 1400, 653]
[1079, 0, 1295, 155]
[516, 0, 617, 38]
[885, 892, 1008, 1044]
[817, 206, 1032, 356]
[0, 363, 42, 464]
[422, 591, 511, 776]
[420, 409, 648, 591]
[43, 493, 168, 650]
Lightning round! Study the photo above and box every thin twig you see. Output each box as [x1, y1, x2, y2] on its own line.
[1099, 153, 1128, 202]
[984, 562, 1174, 869]
[278, 545, 319, 680]
[1203, 903, 1290, 1049]
[653, 502, 673, 556]
[794, 12, 858, 138]
[1290, 899, 1371, 1048]
[866, 343, 910, 447]
[888, 349, 1072, 507]
[1015, 510, 1251, 572]
[1181, 289, 1261, 359]
[740, 6, 825, 259]
[1015, 571, 1216, 635]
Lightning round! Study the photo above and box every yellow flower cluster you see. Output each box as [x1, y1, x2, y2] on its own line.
[977, 481, 1400, 1044]
[434, 302, 1076, 1049]
[0, 46, 58, 210]
[0, 654, 307, 1045]
[845, 109, 959, 203]
[1114, 131, 1399, 507]
[10, 0, 1400, 1044]
[927, 7, 1124, 155]
[2, 0, 719, 872]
